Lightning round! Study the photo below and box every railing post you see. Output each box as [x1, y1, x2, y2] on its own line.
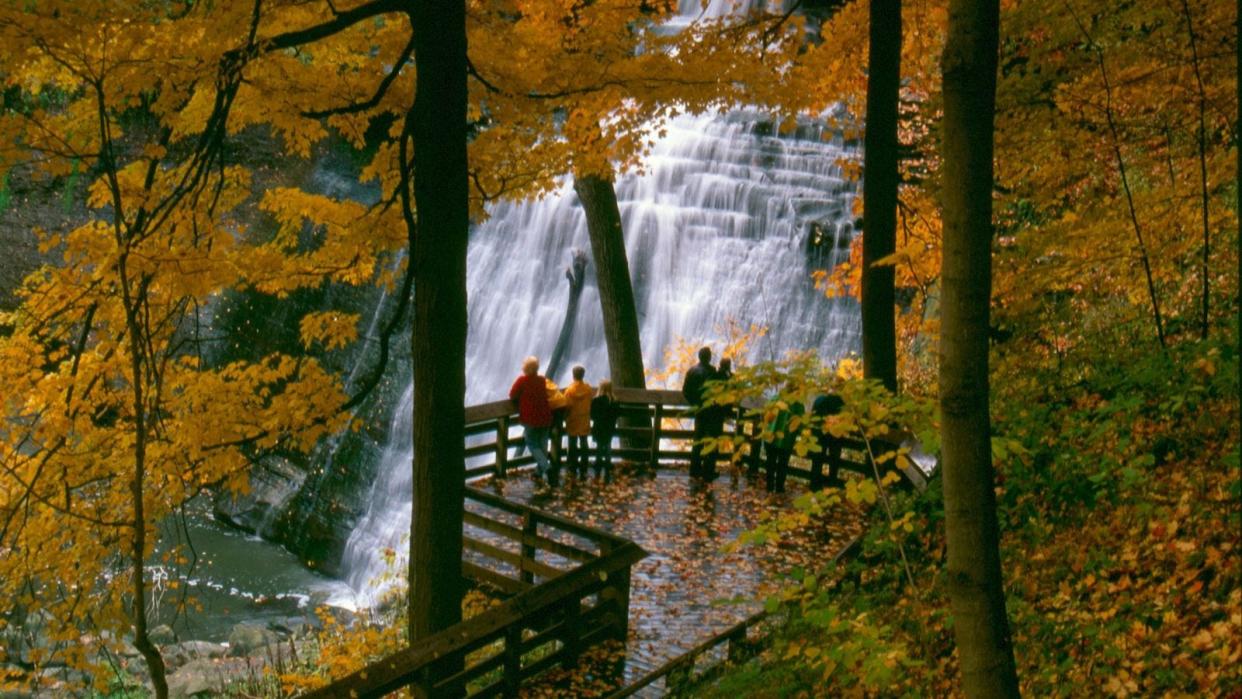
[597, 538, 632, 643]
[726, 626, 747, 664]
[550, 421, 563, 474]
[502, 624, 523, 698]
[666, 659, 692, 696]
[745, 416, 762, 477]
[520, 512, 537, 585]
[649, 403, 663, 469]
[562, 597, 582, 668]
[612, 563, 632, 641]
[826, 436, 842, 485]
[496, 415, 510, 477]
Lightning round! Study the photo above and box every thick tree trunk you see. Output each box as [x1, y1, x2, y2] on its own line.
[408, 0, 468, 652]
[939, 0, 1021, 696]
[574, 174, 646, 390]
[861, 0, 901, 393]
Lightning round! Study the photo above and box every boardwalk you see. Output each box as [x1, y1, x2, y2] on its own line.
[473, 462, 867, 693]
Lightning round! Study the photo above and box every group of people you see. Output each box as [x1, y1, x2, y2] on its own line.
[509, 349, 846, 495]
[682, 345, 847, 494]
[508, 356, 619, 488]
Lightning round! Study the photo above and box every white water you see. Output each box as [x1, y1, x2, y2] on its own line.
[339, 106, 862, 598]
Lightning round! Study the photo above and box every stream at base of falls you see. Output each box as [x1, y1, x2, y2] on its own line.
[150, 501, 358, 643]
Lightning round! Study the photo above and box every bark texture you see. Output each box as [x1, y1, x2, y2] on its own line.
[862, 0, 902, 393]
[939, 0, 1021, 695]
[408, 0, 468, 647]
[574, 174, 647, 390]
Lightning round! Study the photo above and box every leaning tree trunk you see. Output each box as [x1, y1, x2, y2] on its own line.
[546, 250, 589, 383]
[408, 0, 468, 651]
[939, 0, 1021, 696]
[574, 174, 646, 390]
[861, 0, 902, 393]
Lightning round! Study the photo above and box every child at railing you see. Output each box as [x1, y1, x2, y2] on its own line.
[590, 380, 619, 482]
[564, 366, 594, 478]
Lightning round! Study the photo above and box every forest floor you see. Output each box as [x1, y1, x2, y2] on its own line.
[473, 462, 868, 696]
[697, 344, 1241, 697]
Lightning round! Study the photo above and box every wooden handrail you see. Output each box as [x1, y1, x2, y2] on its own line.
[462, 390, 935, 491]
[604, 611, 770, 699]
[601, 533, 867, 698]
[301, 392, 927, 698]
[302, 541, 647, 699]
[466, 487, 629, 549]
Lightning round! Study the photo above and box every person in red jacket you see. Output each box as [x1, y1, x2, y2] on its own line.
[510, 356, 555, 486]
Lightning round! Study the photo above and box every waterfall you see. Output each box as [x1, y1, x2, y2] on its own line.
[339, 107, 861, 596]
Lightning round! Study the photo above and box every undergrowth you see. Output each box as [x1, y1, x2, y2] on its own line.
[700, 337, 1240, 697]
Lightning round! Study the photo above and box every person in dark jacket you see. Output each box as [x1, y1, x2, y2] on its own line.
[765, 396, 804, 493]
[810, 393, 846, 488]
[590, 379, 619, 481]
[509, 356, 554, 487]
[683, 346, 721, 479]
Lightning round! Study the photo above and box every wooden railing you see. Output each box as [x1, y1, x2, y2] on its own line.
[602, 534, 866, 698]
[463, 387, 929, 488]
[462, 486, 632, 608]
[304, 539, 645, 699]
[301, 391, 928, 699]
[304, 489, 644, 699]
[604, 611, 770, 699]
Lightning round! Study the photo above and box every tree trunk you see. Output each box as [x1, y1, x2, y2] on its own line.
[1175, 0, 1212, 340]
[546, 249, 589, 383]
[1066, 8, 1166, 348]
[408, 0, 468, 653]
[574, 174, 646, 390]
[117, 252, 168, 699]
[861, 0, 901, 393]
[939, 0, 1021, 696]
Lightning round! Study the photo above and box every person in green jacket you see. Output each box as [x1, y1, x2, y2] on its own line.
[765, 395, 804, 493]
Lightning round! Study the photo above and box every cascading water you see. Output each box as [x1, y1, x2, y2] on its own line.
[339, 107, 862, 597]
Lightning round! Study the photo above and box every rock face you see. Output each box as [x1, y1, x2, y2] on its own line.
[0, 166, 76, 313]
[213, 458, 307, 535]
[267, 417, 389, 576]
[0, 134, 405, 577]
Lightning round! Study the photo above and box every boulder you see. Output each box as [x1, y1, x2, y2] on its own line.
[149, 624, 177, 646]
[267, 616, 318, 638]
[251, 639, 312, 668]
[226, 624, 278, 657]
[168, 657, 268, 699]
[162, 641, 226, 671]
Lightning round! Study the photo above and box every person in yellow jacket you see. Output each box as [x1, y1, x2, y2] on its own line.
[563, 365, 594, 478]
[545, 377, 568, 486]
